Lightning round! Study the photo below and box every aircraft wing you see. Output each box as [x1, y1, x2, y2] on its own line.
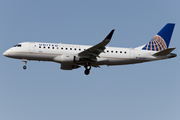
[78, 29, 115, 62]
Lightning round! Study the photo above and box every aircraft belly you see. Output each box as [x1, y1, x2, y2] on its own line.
[97, 58, 109, 65]
[26, 53, 57, 61]
[107, 58, 146, 65]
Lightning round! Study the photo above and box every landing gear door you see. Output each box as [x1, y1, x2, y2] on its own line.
[29, 42, 35, 53]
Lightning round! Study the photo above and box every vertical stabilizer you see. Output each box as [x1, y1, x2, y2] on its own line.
[142, 23, 175, 51]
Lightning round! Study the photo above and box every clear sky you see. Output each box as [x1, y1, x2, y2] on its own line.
[1, 0, 180, 120]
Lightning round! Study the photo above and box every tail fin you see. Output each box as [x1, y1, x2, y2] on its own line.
[142, 23, 175, 51]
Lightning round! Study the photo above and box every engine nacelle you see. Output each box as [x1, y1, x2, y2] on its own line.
[61, 64, 80, 70]
[53, 54, 79, 63]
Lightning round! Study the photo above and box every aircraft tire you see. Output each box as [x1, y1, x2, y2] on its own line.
[23, 65, 27, 69]
[84, 69, 90, 75]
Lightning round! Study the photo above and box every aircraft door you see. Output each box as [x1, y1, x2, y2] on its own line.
[29, 42, 35, 53]
[129, 48, 135, 59]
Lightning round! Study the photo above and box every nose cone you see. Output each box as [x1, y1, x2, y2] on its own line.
[3, 51, 7, 56]
[3, 48, 12, 57]
[3, 51, 10, 57]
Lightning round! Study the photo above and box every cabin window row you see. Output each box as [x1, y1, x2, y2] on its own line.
[39, 46, 82, 51]
[38, 46, 127, 54]
[106, 50, 127, 54]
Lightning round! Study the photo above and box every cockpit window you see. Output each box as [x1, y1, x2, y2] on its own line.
[13, 44, 22, 47]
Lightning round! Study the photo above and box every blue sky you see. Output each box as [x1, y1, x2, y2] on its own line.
[1, 0, 180, 120]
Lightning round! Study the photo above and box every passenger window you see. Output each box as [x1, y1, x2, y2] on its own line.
[120, 51, 122, 53]
[44, 46, 46, 48]
[70, 48, 72, 50]
[39, 46, 41, 48]
[66, 48, 68, 50]
[74, 48, 76, 50]
[124, 51, 126, 54]
[116, 51, 118, 53]
[48, 47, 50, 49]
[107, 50, 109, 52]
[111, 51, 113, 53]
[57, 47, 59, 49]
[52, 47, 54, 49]
[79, 49, 81, 51]
[61, 47, 63, 50]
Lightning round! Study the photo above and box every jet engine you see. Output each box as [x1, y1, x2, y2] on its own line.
[60, 64, 80, 70]
[53, 54, 80, 63]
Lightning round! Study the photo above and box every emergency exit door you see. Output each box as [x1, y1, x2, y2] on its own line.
[129, 48, 135, 59]
[29, 42, 35, 53]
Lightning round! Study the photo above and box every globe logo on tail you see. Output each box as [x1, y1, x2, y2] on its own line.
[142, 35, 167, 51]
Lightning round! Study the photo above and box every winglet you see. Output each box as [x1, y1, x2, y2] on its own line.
[96, 29, 115, 47]
[105, 29, 115, 40]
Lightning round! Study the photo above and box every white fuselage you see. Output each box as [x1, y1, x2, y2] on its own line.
[3, 24, 177, 75]
[3, 42, 172, 66]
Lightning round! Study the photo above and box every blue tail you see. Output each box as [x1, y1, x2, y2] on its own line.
[142, 23, 175, 51]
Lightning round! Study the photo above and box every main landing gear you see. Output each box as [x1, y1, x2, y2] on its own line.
[22, 59, 28, 70]
[84, 63, 91, 75]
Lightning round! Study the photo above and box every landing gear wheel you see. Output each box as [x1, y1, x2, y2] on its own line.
[84, 62, 91, 75]
[84, 69, 90, 75]
[23, 65, 27, 70]
[22, 59, 28, 70]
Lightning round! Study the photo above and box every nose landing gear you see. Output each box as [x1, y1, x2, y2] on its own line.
[22, 59, 28, 70]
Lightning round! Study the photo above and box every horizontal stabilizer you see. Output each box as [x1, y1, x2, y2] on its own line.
[152, 48, 176, 56]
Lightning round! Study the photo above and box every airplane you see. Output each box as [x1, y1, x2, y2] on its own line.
[3, 23, 177, 75]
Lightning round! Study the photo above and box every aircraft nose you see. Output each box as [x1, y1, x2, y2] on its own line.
[3, 51, 9, 57]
